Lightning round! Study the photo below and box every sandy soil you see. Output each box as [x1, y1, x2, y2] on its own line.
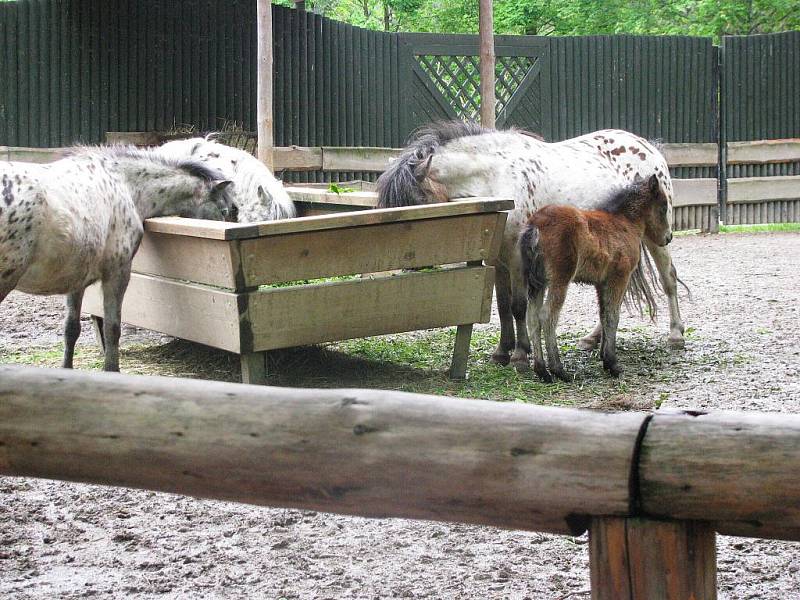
[1, 232, 799, 599]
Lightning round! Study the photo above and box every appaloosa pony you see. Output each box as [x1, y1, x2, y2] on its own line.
[0, 146, 235, 372]
[377, 121, 686, 370]
[521, 175, 672, 381]
[157, 136, 296, 222]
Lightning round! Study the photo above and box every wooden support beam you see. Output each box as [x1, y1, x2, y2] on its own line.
[590, 517, 717, 600]
[478, 0, 496, 128]
[256, 0, 274, 170]
[0, 365, 647, 536]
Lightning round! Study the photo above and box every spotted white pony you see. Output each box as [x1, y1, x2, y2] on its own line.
[0, 146, 235, 372]
[157, 136, 296, 222]
[377, 121, 686, 370]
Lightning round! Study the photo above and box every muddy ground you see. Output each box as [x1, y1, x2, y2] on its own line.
[1, 231, 799, 599]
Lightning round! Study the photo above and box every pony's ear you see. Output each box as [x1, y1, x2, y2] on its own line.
[213, 180, 232, 191]
[648, 174, 660, 194]
[414, 155, 434, 181]
[257, 185, 271, 201]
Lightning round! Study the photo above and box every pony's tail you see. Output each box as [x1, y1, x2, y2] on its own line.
[624, 244, 660, 321]
[519, 224, 547, 299]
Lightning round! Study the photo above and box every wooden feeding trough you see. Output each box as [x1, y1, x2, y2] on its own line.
[83, 190, 512, 384]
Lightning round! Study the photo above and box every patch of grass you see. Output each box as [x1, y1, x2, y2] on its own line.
[719, 222, 800, 234]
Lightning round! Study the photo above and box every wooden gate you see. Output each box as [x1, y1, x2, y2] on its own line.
[398, 33, 548, 136]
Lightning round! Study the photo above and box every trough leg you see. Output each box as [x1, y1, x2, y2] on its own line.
[241, 352, 268, 385]
[589, 517, 717, 600]
[448, 324, 473, 380]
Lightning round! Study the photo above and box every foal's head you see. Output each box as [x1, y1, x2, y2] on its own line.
[603, 175, 672, 246]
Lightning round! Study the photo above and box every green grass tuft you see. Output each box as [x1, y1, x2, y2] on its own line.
[719, 223, 800, 234]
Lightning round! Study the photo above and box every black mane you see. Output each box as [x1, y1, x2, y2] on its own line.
[376, 120, 490, 208]
[596, 178, 648, 216]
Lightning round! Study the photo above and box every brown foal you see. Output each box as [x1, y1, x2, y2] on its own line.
[519, 175, 673, 381]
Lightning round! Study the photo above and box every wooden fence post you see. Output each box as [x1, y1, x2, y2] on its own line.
[589, 517, 717, 600]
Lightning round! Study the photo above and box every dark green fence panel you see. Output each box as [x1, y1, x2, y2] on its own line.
[543, 35, 717, 143]
[722, 32, 800, 143]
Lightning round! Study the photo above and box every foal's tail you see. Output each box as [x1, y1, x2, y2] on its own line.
[519, 224, 547, 298]
[625, 244, 660, 321]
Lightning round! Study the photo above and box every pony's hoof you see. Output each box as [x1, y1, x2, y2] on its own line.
[605, 364, 623, 378]
[533, 361, 554, 383]
[491, 351, 511, 366]
[667, 335, 686, 350]
[551, 368, 572, 382]
[512, 359, 531, 374]
[577, 337, 599, 352]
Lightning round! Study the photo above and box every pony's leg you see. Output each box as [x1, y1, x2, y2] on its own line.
[491, 265, 515, 365]
[643, 240, 686, 349]
[597, 283, 625, 377]
[62, 289, 85, 369]
[541, 283, 570, 382]
[101, 267, 132, 373]
[526, 289, 551, 381]
[509, 266, 532, 370]
[578, 323, 602, 352]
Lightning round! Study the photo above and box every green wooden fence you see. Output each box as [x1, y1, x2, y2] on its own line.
[0, 1, 798, 225]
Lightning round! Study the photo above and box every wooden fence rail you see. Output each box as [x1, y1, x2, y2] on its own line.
[1, 365, 800, 598]
[4, 139, 800, 230]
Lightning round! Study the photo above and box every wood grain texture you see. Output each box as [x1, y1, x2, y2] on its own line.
[286, 186, 379, 207]
[142, 199, 514, 240]
[0, 365, 647, 535]
[662, 143, 719, 167]
[727, 139, 800, 164]
[672, 178, 718, 207]
[82, 274, 242, 353]
[239, 213, 506, 285]
[246, 267, 495, 351]
[590, 517, 717, 600]
[639, 410, 800, 540]
[131, 232, 240, 289]
[727, 175, 800, 203]
[1, 146, 67, 163]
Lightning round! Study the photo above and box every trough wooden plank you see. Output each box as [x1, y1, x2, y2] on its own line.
[726, 175, 800, 203]
[82, 274, 241, 353]
[662, 143, 719, 167]
[142, 199, 514, 240]
[672, 178, 718, 207]
[239, 213, 507, 285]
[246, 266, 495, 351]
[0, 365, 647, 535]
[639, 409, 800, 540]
[727, 139, 800, 164]
[286, 186, 378, 207]
[131, 233, 240, 289]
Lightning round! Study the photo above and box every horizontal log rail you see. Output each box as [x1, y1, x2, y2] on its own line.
[2, 365, 800, 598]
[1, 365, 799, 540]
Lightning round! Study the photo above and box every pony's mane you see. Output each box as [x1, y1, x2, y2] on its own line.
[71, 144, 227, 183]
[376, 120, 491, 208]
[376, 120, 546, 208]
[596, 179, 650, 217]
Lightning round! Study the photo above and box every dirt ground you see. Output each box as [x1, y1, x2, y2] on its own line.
[1, 231, 799, 599]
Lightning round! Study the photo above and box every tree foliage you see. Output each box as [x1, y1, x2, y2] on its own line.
[299, 0, 799, 39]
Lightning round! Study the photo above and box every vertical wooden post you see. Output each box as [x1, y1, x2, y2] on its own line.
[448, 324, 473, 380]
[478, 0, 496, 128]
[241, 352, 268, 385]
[589, 517, 717, 600]
[257, 0, 274, 170]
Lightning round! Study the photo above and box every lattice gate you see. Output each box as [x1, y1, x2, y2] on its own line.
[398, 34, 549, 137]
